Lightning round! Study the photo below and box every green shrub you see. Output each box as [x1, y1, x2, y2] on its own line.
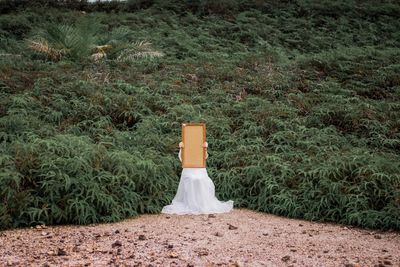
[0, 0, 399, 231]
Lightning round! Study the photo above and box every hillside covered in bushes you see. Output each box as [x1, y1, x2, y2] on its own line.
[0, 0, 399, 230]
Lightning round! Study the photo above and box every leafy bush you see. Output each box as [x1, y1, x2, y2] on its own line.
[0, 0, 399, 231]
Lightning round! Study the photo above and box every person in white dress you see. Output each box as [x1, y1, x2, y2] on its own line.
[161, 142, 234, 215]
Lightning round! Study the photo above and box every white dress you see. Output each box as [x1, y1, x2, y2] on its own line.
[161, 151, 234, 215]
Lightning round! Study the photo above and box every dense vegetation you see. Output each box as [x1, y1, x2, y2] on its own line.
[1, 0, 399, 230]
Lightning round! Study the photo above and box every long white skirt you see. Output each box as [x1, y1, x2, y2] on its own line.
[162, 168, 234, 215]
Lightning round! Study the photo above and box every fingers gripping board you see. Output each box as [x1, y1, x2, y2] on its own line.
[182, 123, 206, 168]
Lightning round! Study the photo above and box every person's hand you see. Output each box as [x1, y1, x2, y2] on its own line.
[178, 149, 182, 162]
[203, 142, 208, 148]
[179, 142, 184, 148]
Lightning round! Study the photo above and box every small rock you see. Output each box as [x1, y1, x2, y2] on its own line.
[138, 234, 146, 240]
[169, 252, 179, 258]
[302, 230, 307, 234]
[112, 241, 122, 248]
[214, 232, 223, 237]
[36, 224, 47, 230]
[299, 224, 303, 227]
[344, 263, 360, 267]
[323, 250, 329, 253]
[57, 248, 67, 256]
[230, 261, 243, 267]
[382, 249, 388, 252]
[208, 214, 216, 218]
[195, 248, 209, 256]
[166, 216, 171, 219]
[374, 235, 382, 239]
[115, 230, 120, 234]
[290, 249, 297, 252]
[383, 260, 392, 265]
[282, 255, 291, 262]
[167, 244, 174, 249]
[262, 233, 269, 236]
[228, 224, 238, 230]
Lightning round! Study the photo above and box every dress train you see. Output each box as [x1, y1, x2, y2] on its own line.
[162, 168, 233, 215]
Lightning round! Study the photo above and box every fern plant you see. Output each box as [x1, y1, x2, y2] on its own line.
[27, 18, 163, 62]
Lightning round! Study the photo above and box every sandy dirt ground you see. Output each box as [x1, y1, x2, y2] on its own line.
[0, 209, 399, 267]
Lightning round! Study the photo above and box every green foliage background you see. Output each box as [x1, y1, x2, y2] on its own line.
[0, 0, 399, 230]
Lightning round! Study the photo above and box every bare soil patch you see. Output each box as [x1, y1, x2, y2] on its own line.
[1, 209, 399, 266]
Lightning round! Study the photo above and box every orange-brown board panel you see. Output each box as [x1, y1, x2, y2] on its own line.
[182, 123, 206, 168]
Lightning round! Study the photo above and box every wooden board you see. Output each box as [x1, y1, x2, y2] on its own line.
[182, 123, 206, 168]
